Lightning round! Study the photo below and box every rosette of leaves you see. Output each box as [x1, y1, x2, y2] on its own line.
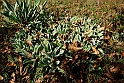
[11, 24, 67, 82]
[11, 16, 104, 82]
[48, 18, 104, 82]
[1, 0, 49, 27]
[69, 17, 104, 53]
[52, 17, 104, 53]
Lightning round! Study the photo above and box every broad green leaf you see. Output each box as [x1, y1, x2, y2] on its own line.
[34, 43, 40, 55]
[59, 49, 65, 55]
[98, 48, 104, 54]
[56, 61, 60, 65]
[23, 59, 32, 64]
[34, 0, 41, 8]
[21, 49, 28, 57]
[57, 67, 65, 73]
[75, 34, 81, 42]
[54, 46, 61, 55]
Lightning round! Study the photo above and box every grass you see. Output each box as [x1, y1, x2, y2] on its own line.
[46, 0, 124, 25]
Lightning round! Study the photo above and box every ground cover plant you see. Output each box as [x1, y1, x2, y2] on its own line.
[0, 0, 124, 83]
[10, 16, 104, 83]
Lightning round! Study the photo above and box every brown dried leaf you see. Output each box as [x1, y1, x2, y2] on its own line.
[109, 62, 124, 74]
[92, 46, 99, 54]
[84, 34, 92, 41]
[72, 39, 78, 47]
[110, 66, 120, 73]
[6, 62, 16, 67]
[26, 51, 32, 58]
[74, 55, 79, 60]
[9, 72, 15, 83]
[68, 45, 82, 52]
[109, 53, 116, 57]
[69, 74, 73, 79]
[35, 32, 41, 39]
[26, 40, 32, 46]
[17, 55, 22, 63]
[101, 27, 105, 30]
[122, 51, 124, 57]
[17, 55, 23, 76]
[105, 35, 111, 39]
[105, 24, 113, 31]
[94, 58, 102, 68]
[96, 58, 102, 62]
[64, 40, 82, 52]
[0, 75, 3, 81]
[105, 72, 115, 80]
[44, 75, 50, 79]
[81, 53, 89, 60]
[35, 78, 42, 83]
[94, 63, 98, 68]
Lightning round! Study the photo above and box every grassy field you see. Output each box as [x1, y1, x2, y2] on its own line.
[0, 0, 124, 83]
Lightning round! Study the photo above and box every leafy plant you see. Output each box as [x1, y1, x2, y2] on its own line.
[1, 0, 48, 27]
[11, 16, 104, 82]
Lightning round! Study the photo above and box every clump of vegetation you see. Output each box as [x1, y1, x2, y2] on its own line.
[10, 16, 104, 82]
[1, 0, 49, 27]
